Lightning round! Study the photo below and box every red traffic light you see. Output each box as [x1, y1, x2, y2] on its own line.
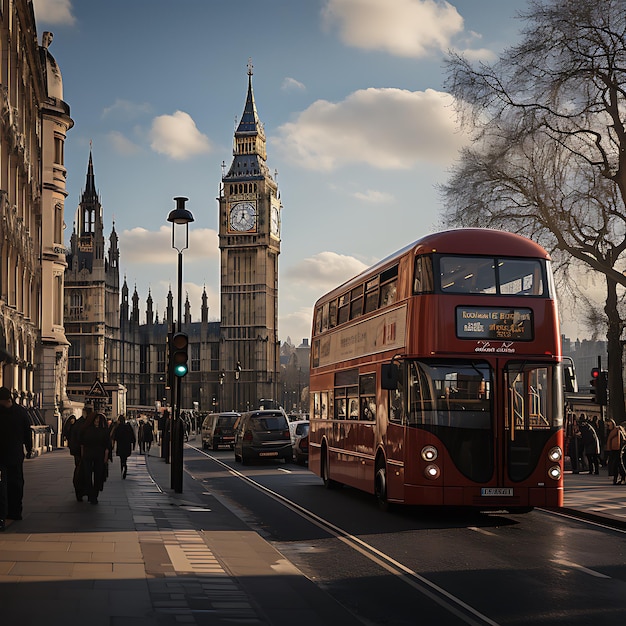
[591, 368, 600, 378]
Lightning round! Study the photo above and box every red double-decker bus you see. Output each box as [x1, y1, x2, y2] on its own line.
[309, 229, 564, 512]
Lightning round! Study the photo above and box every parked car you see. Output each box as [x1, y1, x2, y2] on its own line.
[233, 410, 292, 464]
[292, 421, 309, 465]
[288, 419, 309, 445]
[201, 412, 240, 450]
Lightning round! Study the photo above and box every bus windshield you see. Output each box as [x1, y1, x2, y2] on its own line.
[437, 256, 546, 296]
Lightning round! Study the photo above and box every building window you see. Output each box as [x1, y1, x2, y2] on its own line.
[54, 136, 64, 165]
[191, 343, 200, 372]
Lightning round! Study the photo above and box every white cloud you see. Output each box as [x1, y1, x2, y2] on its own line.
[33, 0, 76, 25]
[119, 226, 218, 264]
[284, 251, 369, 290]
[102, 99, 152, 119]
[353, 189, 394, 203]
[322, 0, 463, 57]
[107, 131, 141, 156]
[272, 87, 468, 171]
[282, 77, 306, 91]
[149, 111, 211, 160]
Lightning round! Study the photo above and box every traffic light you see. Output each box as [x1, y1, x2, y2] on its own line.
[590, 368, 600, 404]
[590, 368, 608, 405]
[170, 332, 189, 378]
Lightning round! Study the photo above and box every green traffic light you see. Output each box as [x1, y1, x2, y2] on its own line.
[174, 363, 188, 377]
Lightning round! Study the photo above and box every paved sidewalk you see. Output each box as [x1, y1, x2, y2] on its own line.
[0, 445, 361, 626]
[1, 447, 624, 626]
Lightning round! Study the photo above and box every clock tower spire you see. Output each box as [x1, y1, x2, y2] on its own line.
[218, 62, 282, 411]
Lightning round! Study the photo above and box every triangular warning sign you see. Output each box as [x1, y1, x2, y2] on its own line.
[87, 379, 108, 398]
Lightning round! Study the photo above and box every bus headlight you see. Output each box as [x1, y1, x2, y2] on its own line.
[421, 445, 438, 462]
[424, 464, 440, 480]
[548, 465, 561, 480]
[548, 446, 562, 462]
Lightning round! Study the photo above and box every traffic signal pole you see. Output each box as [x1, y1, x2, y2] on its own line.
[171, 250, 184, 493]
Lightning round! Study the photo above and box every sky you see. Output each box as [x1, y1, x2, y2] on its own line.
[31, 0, 593, 345]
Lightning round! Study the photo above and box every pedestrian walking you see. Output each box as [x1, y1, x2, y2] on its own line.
[580, 419, 600, 475]
[0, 387, 33, 530]
[79, 412, 111, 505]
[62, 415, 76, 447]
[605, 419, 626, 485]
[112, 415, 135, 479]
[68, 405, 93, 501]
[141, 419, 154, 454]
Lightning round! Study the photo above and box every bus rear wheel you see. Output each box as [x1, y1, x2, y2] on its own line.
[322, 448, 340, 490]
[375, 463, 391, 512]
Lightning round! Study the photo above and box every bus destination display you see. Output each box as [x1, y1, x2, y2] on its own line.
[456, 307, 533, 341]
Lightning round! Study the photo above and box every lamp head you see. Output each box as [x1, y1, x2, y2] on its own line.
[167, 196, 195, 225]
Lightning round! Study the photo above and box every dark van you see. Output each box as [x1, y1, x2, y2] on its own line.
[201, 412, 240, 450]
[233, 410, 292, 464]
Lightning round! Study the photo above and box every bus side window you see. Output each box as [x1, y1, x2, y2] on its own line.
[329, 300, 338, 328]
[389, 363, 406, 424]
[408, 362, 426, 425]
[414, 255, 434, 294]
[380, 280, 397, 306]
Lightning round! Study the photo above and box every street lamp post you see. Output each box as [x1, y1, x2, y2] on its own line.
[235, 360, 242, 411]
[167, 196, 194, 494]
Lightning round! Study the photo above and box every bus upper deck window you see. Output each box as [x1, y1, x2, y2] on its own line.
[440, 256, 496, 294]
[498, 259, 544, 296]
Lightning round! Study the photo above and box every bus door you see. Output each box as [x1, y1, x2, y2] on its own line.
[407, 361, 494, 485]
[503, 362, 563, 484]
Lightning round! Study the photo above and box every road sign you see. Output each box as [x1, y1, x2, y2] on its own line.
[86, 379, 108, 398]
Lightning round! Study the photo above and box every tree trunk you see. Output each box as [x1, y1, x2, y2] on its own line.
[604, 276, 625, 423]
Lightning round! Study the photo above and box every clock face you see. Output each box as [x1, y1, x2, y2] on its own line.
[271, 206, 280, 236]
[229, 202, 256, 232]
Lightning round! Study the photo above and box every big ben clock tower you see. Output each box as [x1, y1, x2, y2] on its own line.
[218, 62, 282, 411]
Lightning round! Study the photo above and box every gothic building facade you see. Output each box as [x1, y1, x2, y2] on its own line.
[1, 2, 73, 450]
[63, 68, 282, 415]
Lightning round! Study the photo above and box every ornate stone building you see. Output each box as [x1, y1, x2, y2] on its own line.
[64, 151, 122, 408]
[1, 1, 73, 449]
[63, 67, 282, 415]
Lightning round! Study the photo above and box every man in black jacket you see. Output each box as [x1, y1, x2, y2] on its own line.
[0, 387, 33, 530]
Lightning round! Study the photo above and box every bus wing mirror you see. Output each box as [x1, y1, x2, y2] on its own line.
[381, 363, 399, 390]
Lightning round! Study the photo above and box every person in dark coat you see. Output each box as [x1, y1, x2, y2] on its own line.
[580, 419, 600, 475]
[80, 412, 111, 505]
[112, 415, 136, 479]
[0, 387, 33, 529]
[68, 405, 93, 501]
[140, 419, 154, 454]
[62, 415, 76, 447]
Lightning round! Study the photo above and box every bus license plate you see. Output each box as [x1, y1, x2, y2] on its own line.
[259, 451, 278, 457]
[481, 488, 513, 496]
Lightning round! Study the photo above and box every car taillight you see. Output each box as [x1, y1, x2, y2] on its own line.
[243, 431, 253, 441]
[283, 430, 291, 439]
[301, 437, 308, 450]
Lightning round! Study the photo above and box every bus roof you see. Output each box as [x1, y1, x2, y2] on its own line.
[314, 228, 551, 306]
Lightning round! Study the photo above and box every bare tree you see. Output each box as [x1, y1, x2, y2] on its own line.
[441, 0, 626, 421]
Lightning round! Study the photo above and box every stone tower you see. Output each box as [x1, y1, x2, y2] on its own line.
[64, 151, 120, 399]
[218, 63, 282, 411]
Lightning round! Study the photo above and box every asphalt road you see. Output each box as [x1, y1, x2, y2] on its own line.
[183, 445, 626, 626]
